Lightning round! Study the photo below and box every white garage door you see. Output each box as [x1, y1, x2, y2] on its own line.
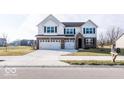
[39, 40, 61, 49]
[65, 40, 75, 49]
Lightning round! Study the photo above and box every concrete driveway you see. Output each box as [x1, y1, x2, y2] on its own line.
[0, 50, 77, 66]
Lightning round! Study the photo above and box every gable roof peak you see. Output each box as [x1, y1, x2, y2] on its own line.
[47, 14, 55, 18]
[86, 19, 98, 27]
[37, 14, 64, 26]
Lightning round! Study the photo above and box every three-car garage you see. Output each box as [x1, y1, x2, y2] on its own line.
[38, 38, 75, 50]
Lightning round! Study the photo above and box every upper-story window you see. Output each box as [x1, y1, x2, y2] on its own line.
[64, 28, 75, 35]
[44, 26, 57, 33]
[83, 28, 95, 34]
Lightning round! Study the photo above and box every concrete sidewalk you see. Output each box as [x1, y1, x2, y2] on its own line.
[60, 56, 124, 60]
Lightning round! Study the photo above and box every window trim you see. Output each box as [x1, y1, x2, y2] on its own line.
[85, 38, 94, 45]
[64, 28, 75, 35]
[84, 28, 96, 34]
[45, 26, 57, 33]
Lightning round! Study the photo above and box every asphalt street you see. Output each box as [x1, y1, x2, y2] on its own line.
[0, 66, 124, 79]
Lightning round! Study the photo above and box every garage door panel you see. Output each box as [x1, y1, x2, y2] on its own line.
[39, 42, 61, 49]
[65, 42, 75, 49]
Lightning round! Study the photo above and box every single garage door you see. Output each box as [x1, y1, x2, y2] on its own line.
[65, 40, 75, 49]
[39, 40, 61, 49]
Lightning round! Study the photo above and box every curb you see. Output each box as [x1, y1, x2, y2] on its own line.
[0, 65, 124, 68]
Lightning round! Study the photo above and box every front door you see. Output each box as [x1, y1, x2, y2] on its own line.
[78, 38, 82, 48]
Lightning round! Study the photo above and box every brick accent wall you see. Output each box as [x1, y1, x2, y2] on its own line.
[84, 37, 96, 49]
[36, 38, 39, 49]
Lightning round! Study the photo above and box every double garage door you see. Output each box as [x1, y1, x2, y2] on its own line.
[39, 39, 75, 50]
[39, 41, 61, 49]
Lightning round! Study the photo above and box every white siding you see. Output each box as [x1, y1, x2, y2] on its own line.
[116, 35, 124, 48]
[83, 33, 96, 37]
[75, 27, 82, 34]
[38, 16, 64, 35]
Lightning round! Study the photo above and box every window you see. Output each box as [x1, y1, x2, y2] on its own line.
[90, 28, 92, 33]
[65, 28, 75, 35]
[47, 27, 51, 33]
[48, 39, 50, 42]
[51, 27, 54, 33]
[85, 28, 95, 34]
[86, 39, 89, 45]
[67, 29, 69, 34]
[86, 38, 93, 45]
[91, 39, 93, 44]
[86, 28, 89, 34]
[45, 26, 57, 33]
[53, 40, 55, 42]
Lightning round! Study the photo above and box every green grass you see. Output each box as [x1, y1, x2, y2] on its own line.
[62, 60, 124, 65]
[0, 46, 34, 56]
[64, 48, 124, 56]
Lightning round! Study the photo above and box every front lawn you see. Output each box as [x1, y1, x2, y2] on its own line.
[62, 60, 124, 65]
[0, 46, 34, 56]
[64, 48, 124, 56]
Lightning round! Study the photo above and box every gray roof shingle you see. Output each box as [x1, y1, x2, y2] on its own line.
[62, 22, 85, 27]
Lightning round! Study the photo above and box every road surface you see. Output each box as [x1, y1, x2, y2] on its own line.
[0, 66, 124, 79]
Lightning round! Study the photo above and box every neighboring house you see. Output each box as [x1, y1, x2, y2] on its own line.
[11, 40, 21, 46]
[12, 39, 35, 46]
[116, 33, 124, 48]
[36, 15, 98, 50]
[0, 38, 6, 47]
[20, 40, 34, 46]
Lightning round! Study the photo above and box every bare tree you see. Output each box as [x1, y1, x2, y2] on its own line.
[106, 27, 123, 45]
[2, 33, 8, 52]
[106, 27, 123, 63]
[98, 32, 105, 48]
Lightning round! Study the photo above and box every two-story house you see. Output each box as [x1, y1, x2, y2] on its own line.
[36, 15, 98, 50]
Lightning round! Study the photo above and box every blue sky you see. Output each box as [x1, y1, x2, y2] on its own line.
[0, 14, 124, 42]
